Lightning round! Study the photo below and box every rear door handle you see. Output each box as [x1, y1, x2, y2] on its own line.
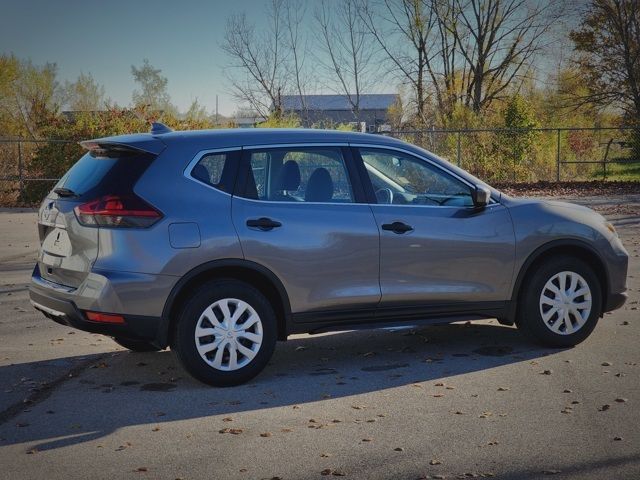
[381, 221, 413, 234]
[246, 217, 282, 231]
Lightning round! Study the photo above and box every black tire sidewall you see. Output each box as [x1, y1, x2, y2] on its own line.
[518, 257, 602, 347]
[173, 279, 277, 387]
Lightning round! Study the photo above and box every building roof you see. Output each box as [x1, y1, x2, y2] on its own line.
[282, 94, 398, 111]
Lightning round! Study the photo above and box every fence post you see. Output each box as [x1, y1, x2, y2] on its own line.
[456, 131, 461, 167]
[18, 141, 24, 201]
[556, 129, 561, 182]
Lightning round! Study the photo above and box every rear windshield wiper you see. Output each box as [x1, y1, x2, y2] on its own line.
[53, 187, 79, 198]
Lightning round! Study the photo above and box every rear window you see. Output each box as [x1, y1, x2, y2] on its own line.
[54, 151, 155, 200]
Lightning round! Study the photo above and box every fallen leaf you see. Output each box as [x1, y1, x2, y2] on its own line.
[219, 428, 243, 434]
[260, 432, 272, 438]
[599, 405, 611, 412]
[614, 398, 628, 403]
[430, 459, 442, 465]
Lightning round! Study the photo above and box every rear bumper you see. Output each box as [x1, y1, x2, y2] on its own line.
[29, 264, 170, 344]
[604, 291, 627, 313]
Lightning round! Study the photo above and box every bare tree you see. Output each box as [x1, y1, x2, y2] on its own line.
[314, 0, 377, 122]
[358, 0, 451, 125]
[222, 0, 288, 118]
[284, 0, 311, 114]
[449, 0, 558, 113]
[359, 0, 558, 124]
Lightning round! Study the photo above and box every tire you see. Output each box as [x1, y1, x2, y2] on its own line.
[113, 337, 162, 352]
[516, 256, 602, 347]
[172, 279, 277, 387]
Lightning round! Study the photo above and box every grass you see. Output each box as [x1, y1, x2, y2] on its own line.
[601, 161, 640, 181]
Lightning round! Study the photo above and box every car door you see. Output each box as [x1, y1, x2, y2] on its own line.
[232, 145, 381, 320]
[353, 146, 516, 313]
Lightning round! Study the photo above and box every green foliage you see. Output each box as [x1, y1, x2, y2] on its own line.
[62, 73, 106, 111]
[0, 54, 60, 138]
[131, 59, 176, 116]
[495, 95, 540, 180]
[257, 113, 300, 128]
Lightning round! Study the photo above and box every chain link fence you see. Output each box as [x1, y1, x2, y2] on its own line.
[385, 127, 639, 183]
[1, 127, 638, 206]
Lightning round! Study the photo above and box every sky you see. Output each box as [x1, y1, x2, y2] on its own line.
[0, 0, 284, 116]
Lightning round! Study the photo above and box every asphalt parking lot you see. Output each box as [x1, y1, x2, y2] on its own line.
[0, 196, 639, 480]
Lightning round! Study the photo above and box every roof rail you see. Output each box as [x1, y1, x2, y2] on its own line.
[150, 122, 173, 135]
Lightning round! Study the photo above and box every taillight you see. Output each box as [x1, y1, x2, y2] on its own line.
[74, 194, 162, 228]
[85, 311, 126, 324]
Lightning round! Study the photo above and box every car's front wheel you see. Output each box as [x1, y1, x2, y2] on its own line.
[172, 279, 277, 387]
[516, 256, 602, 347]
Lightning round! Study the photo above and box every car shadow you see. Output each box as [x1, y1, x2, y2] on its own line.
[0, 321, 563, 451]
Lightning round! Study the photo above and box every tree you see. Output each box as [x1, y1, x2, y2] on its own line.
[570, 0, 640, 124]
[184, 99, 209, 122]
[284, 0, 311, 113]
[314, 0, 377, 121]
[500, 94, 539, 167]
[131, 59, 175, 115]
[62, 73, 106, 111]
[446, 0, 559, 114]
[358, 0, 438, 126]
[222, 0, 289, 118]
[0, 54, 60, 138]
[360, 0, 559, 124]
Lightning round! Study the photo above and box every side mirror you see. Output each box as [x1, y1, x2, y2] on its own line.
[471, 185, 491, 208]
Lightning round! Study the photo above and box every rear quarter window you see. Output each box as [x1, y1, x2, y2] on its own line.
[188, 150, 240, 194]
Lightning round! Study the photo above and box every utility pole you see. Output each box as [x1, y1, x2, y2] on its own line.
[215, 95, 219, 125]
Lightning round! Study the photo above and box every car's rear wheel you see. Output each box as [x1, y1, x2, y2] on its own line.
[113, 337, 162, 352]
[516, 256, 602, 347]
[172, 279, 277, 387]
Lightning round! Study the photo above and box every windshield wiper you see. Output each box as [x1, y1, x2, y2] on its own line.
[53, 187, 79, 198]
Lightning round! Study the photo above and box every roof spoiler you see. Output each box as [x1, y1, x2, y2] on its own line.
[79, 134, 166, 156]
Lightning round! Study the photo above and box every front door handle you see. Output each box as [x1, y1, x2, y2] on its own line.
[246, 217, 282, 231]
[381, 221, 413, 234]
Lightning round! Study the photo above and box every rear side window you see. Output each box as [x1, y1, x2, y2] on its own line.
[239, 147, 355, 203]
[189, 150, 239, 194]
[55, 150, 155, 200]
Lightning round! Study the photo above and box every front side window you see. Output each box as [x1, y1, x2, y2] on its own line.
[359, 149, 473, 207]
[240, 147, 354, 203]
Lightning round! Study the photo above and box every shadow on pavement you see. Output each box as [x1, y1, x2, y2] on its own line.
[0, 321, 562, 451]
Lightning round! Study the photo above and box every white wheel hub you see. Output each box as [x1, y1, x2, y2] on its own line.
[539, 271, 592, 335]
[194, 298, 263, 371]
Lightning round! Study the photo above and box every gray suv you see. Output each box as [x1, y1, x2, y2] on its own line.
[30, 125, 629, 386]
